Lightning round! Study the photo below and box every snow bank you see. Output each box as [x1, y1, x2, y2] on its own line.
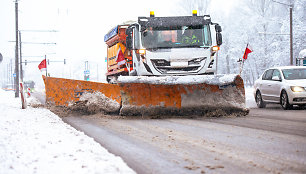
[0, 89, 135, 174]
[245, 87, 257, 108]
[76, 92, 120, 114]
[67, 92, 120, 114]
[117, 74, 238, 85]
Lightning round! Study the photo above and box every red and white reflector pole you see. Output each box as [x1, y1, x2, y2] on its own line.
[19, 82, 27, 109]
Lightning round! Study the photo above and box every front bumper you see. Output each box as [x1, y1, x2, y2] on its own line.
[288, 90, 306, 105]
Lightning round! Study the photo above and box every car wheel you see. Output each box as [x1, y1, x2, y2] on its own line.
[280, 91, 293, 110]
[255, 91, 266, 108]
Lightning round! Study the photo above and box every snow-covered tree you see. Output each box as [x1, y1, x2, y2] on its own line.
[177, 0, 305, 86]
[177, 0, 210, 16]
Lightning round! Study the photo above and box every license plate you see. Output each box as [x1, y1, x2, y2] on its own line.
[170, 61, 188, 67]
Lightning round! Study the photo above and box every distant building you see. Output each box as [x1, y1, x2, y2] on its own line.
[297, 49, 306, 66]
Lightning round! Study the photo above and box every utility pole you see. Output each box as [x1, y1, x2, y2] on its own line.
[289, 6, 293, 65]
[97, 64, 99, 81]
[19, 31, 23, 82]
[272, 0, 294, 65]
[8, 59, 13, 86]
[84, 61, 89, 81]
[15, 0, 19, 97]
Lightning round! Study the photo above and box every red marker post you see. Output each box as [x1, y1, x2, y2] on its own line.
[19, 82, 27, 109]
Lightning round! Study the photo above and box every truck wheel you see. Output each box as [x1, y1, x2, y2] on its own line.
[106, 76, 111, 83]
[106, 76, 118, 84]
[280, 91, 292, 110]
[255, 91, 266, 108]
[129, 70, 137, 76]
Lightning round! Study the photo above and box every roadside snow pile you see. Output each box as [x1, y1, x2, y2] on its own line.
[245, 87, 257, 108]
[27, 95, 44, 108]
[0, 89, 135, 174]
[70, 92, 120, 114]
[117, 74, 238, 85]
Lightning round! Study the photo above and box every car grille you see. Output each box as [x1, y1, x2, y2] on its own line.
[293, 98, 306, 102]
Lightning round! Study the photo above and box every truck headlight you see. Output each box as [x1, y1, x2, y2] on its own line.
[290, 86, 305, 92]
[211, 46, 220, 52]
[136, 49, 147, 63]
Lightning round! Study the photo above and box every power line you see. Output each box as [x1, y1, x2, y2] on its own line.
[19, 30, 59, 32]
[8, 41, 57, 45]
[271, 0, 292, 7]
[258, 32, 290, 35]
[21, 42, 57, 45]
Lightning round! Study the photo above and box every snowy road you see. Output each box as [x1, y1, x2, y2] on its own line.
[63, 108, 306, 174]
[2, 88, 305, 174]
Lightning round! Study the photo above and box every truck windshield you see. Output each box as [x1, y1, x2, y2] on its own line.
[141, 25, 211, 49]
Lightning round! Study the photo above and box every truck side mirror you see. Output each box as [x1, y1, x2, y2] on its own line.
[126, 28, 133, 49]
[215, 25, 222, 32]
[0, 53, 3, 63]
[216, 32, 222, 46]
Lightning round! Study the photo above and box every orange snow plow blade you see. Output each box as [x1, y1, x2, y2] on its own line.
[43, 76, 121, 106]
[43, 74, 248, 116]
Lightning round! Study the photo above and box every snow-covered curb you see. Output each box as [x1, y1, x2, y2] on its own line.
[0, 90, 135, 174]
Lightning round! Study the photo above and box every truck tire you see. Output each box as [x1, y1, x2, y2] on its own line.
[129, 70, 137, 76]
[106, 76, 111, 83]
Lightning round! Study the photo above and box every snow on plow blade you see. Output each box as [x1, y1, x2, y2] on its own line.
[117, 74, 247, 116]
[43, 74, 248, 116]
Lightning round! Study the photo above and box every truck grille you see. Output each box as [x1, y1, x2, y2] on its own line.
[151, 58, 205, 74]
[157, 66, 200, 72]
[151, 59, 170, 66]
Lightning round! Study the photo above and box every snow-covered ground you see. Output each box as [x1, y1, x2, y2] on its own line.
[0, 89, 135, 174]
[0, 87, 257, 174]
[245, 87, 257, 108]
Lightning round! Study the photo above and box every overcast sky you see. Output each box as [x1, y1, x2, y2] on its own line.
[0, 0, 235, 87]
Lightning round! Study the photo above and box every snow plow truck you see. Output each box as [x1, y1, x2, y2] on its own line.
[105, 11, 222, 81]
[43, 11, 248, 116]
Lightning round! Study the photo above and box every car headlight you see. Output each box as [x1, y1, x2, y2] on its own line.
[290, 86, 305, 92]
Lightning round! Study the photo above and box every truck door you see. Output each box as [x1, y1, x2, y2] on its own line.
[126, 26, 137, 75]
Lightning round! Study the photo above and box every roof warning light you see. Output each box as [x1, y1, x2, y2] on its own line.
[192, 10, 197, 16]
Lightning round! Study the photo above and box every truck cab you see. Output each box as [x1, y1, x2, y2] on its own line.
[105, 11, 222, 81]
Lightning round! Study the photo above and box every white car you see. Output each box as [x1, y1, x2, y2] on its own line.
[254, 66, 306, 109]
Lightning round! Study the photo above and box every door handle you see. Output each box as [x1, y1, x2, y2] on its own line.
[267, 84, 271, 86]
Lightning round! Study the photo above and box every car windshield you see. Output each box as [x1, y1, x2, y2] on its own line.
[141, 25, 211, 49]
[282, 68, 306, 80]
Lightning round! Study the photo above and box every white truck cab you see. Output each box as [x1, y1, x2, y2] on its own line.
[125, 11, 222, 76]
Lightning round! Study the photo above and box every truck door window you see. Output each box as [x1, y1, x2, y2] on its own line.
[203, 25, 212, 46]
[134, 27, 140, 49]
